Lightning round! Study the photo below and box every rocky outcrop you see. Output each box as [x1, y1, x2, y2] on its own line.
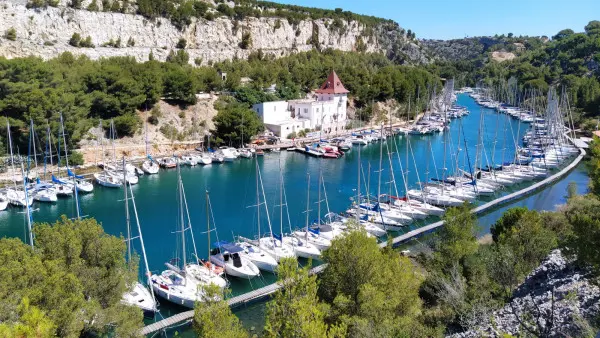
[0, 1, 430, 64]
[450, 250, 600, 337]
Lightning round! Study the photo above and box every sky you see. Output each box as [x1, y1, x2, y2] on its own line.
[270, 0, 600, 40]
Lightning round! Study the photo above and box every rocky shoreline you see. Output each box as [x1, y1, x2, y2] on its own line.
[450, 250, 600, 337]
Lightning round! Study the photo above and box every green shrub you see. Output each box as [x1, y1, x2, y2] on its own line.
[79, 36, 95, 48]
[87, 0, 99, 11]
[216, 3, 233, 16]
[127, 36, 135, 47]
[113, 113, 141, 136]
[69, 33, 81, 47]
[176, 38, 187, 49]
[5, 27, 16, 41]
[274, 19, 282, 30]
[287, 131, 297, 139]
[239, 32, 252, 49]
[194, 57, 203, 66]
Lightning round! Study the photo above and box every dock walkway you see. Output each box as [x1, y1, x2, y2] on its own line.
[141, 143, 585, 336]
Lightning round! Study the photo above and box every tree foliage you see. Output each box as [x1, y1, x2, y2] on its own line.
[265, 257, 346, 338]
[213, 97, 264, 146]
[319, 228, 430, 336]
[194, 284, 247, 338]
[0, 216, 142, 337]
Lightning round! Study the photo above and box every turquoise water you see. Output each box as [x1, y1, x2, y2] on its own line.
[1, 94, 542, 327]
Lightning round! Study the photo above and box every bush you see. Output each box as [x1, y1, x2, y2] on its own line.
[68, 151, 85, 166]
[274, 19, 282, 30]
[87, 0, 99, 11]
[79, 36, 95, 48]
[216, 3, 234, 16]
[160, 123, 179, 140]
[176, 38, 187, 49]
[194, 57, 203, 66]
[127, 36, 135, 47]
[69, 33, 81, 47]
[239, 32, 252, 49]
[286, 131, 297, 139]
[113, 113, 141, 136]
[297, 129, 307, 137]
[5, 27, 16, 41]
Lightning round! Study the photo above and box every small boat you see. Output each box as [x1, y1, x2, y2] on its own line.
[199, 153, 213, 165]
[158, 157, 177, 168]
[211, 153, 224, 163]
[181, 155, 199, 166]
[255, 149, 265, 156]
[239, 148, 253, 158]
[236, 240, 279, 273]
[94, 172, 122, 188]
[6, 188, 34, 207]
[0, 196, 8, 211]
[32, 183, 57, 203]
[142, 159, 160, 174]
[210, 241, 260, 279]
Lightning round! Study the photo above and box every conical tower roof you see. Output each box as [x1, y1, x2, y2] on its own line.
[315, 71, 349, 94]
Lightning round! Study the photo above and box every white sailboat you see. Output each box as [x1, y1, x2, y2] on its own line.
[151, 161, 225, 309]
[281, 172, 321, 260]
[94, 121, 123, 188]
[5, 121, 33, 207]
[119, 158, 158, 314]
[28, 121, 58, 203]
[59, 115, 94, 194]
[142, 111, 160, 174]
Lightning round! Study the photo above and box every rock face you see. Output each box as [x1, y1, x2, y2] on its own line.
[450, 250, 600, 337]
[0, 1, 430, 64]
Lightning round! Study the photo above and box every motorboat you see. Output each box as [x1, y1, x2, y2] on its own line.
[218, 148, 237, 162]
[158, 157, 177, 168]
[239, 148, 253, 159]
[210, 241, 261, 279]
[211, 153, 224, 163]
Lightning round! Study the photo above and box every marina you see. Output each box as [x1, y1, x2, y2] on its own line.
[0, 91, 584, 335]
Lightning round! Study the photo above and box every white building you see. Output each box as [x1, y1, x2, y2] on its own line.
[252, 71, 349, 138]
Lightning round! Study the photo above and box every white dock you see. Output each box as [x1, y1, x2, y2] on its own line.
[141, 143, 585, 336]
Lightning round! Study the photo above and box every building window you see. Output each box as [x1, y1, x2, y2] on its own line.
[304, 108, 308, 114]
[274, 106, 276, 112]
[316, 108, 319, 113]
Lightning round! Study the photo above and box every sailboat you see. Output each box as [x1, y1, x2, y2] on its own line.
[5, 120, 33, 207]
[94, 121, 123, 188]
[119, 158, 158, 314]
[207, 192, 260, 279]
[28, 120, 58, 203]
[51, 117, 75, 197]
[252, 159, 295, 261]
[142, 110, 159, 174]
[59, 115, 94, 193]
[280, 171, 321, 260]
[151, 160, 226, 309]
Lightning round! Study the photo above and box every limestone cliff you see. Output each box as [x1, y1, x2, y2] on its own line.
[0, 1, 430, 64]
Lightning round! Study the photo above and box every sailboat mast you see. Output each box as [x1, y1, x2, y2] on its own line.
[178, 161, 186, 268]
[356, 139, 361, 222]
[123, 156, 132, 264]
[206, 190, 210, 264]
[61, 114, 80, 219]
[129, 178, 156, 302]
[377, 123, 383, 205]
[257, 163, 274, 239]
[255, 159, 260, 240]
[305, 173, 310, 239]
[317, 166, 321, 225]
[20, 162, 34, 248]
[279, 159, 283, 237]
[7, 121, 18, 191]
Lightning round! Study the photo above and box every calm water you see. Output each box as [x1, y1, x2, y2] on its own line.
[3, 93, 585, 334]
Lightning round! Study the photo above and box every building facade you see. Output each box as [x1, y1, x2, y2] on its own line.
[252, 71, 349, 138]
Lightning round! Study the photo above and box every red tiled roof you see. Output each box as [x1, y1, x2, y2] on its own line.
[315, 71, 349, 94]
